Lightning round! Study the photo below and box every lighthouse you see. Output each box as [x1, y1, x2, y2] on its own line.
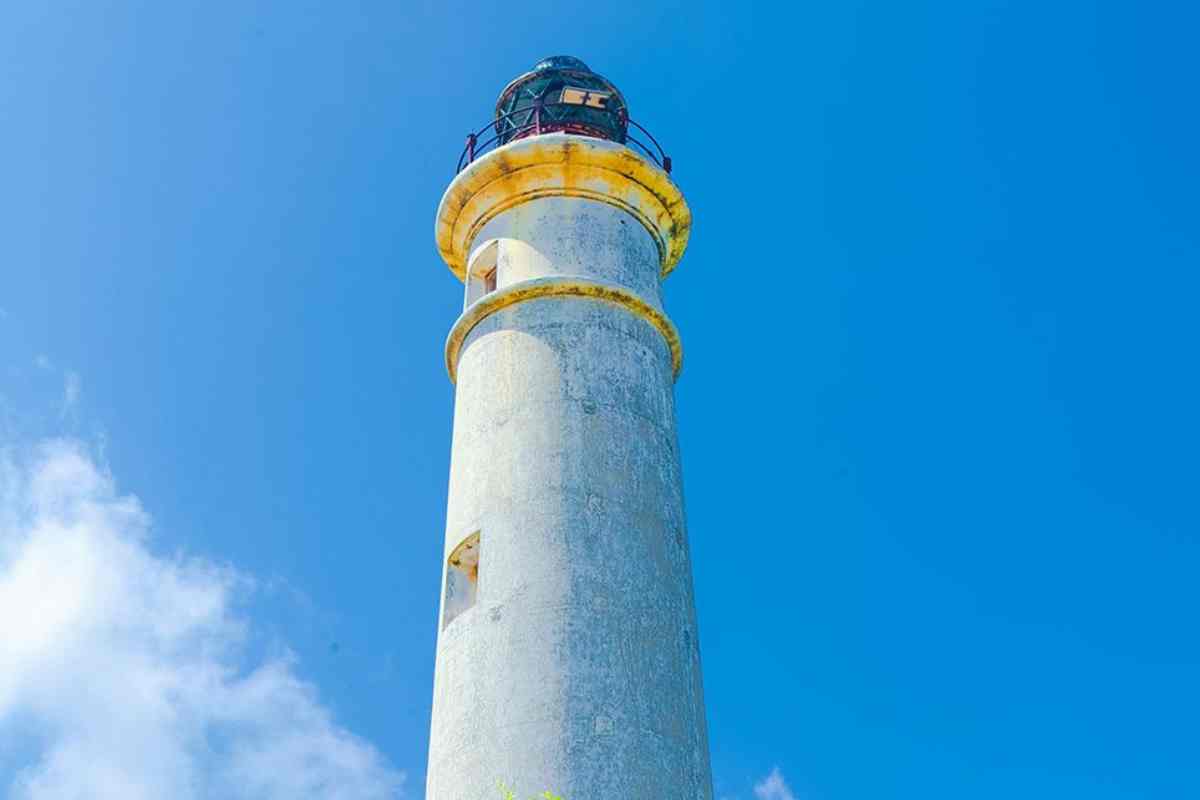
[428, 56, 712, 800]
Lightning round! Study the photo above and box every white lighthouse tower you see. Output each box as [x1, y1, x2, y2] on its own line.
[427, 56, 711, 800]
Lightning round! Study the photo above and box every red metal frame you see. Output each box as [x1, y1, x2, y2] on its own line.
[455, 102, 672, 176]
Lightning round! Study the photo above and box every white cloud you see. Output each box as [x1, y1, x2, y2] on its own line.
[60, 372, 80, 420]
[0, 440, 405, 799]
[754, 768, 797, 800]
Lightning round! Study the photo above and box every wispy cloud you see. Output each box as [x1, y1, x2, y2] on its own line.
[60, 372, 81, 420]
[0, 440, 405, 799]
[754, 768, 798, 800]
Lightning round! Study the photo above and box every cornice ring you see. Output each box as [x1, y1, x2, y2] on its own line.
[444, 277, 683, 383]
[435, 134, 691, 281]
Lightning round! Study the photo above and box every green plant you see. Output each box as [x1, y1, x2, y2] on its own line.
[497, 781, 563, 800]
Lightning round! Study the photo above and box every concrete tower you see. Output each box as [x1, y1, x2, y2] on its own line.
[427, 56, 711, 800]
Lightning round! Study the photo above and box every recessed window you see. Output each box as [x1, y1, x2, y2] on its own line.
[465, 240, 500, 308]
[560, 86, 612, 110]
[442, 532, 480, 629]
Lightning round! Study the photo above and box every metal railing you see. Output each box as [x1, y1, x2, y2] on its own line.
[455, 100, 672, 175]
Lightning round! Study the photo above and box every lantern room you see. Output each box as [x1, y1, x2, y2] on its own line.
[492, 55, 628, 145]
[455, 55, 672, 174]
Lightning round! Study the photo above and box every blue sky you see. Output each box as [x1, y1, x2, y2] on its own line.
[2, 1, 1197, 798]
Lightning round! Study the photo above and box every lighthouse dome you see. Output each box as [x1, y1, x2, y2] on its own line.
[531, 55, 591, 72]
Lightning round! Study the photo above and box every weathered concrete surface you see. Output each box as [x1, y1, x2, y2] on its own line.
[445, 277, 683, 383]
[428, 135, 711, 800]
[435, 134, 691, 280]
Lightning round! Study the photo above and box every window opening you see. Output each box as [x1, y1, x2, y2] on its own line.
[442, 531, 480, 629]
[465, 240, 501, 308]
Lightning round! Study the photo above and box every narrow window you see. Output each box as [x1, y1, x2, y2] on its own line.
[560, 86, 613, 110]
[442, 532, 480, 629]
[465, 240, 500, 309]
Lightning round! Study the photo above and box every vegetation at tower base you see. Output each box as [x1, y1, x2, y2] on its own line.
[498, 781, 563, 800]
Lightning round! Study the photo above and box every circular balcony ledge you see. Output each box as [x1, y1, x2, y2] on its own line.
[435, 134, 691, 281]
[444, 276, 683, 384]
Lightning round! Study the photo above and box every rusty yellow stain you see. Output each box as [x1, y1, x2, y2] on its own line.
[444, 276, 683, 383]
[435, 134, 691, 281]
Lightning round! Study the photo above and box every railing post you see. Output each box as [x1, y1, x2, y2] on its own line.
[455, 108, 674, 175]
